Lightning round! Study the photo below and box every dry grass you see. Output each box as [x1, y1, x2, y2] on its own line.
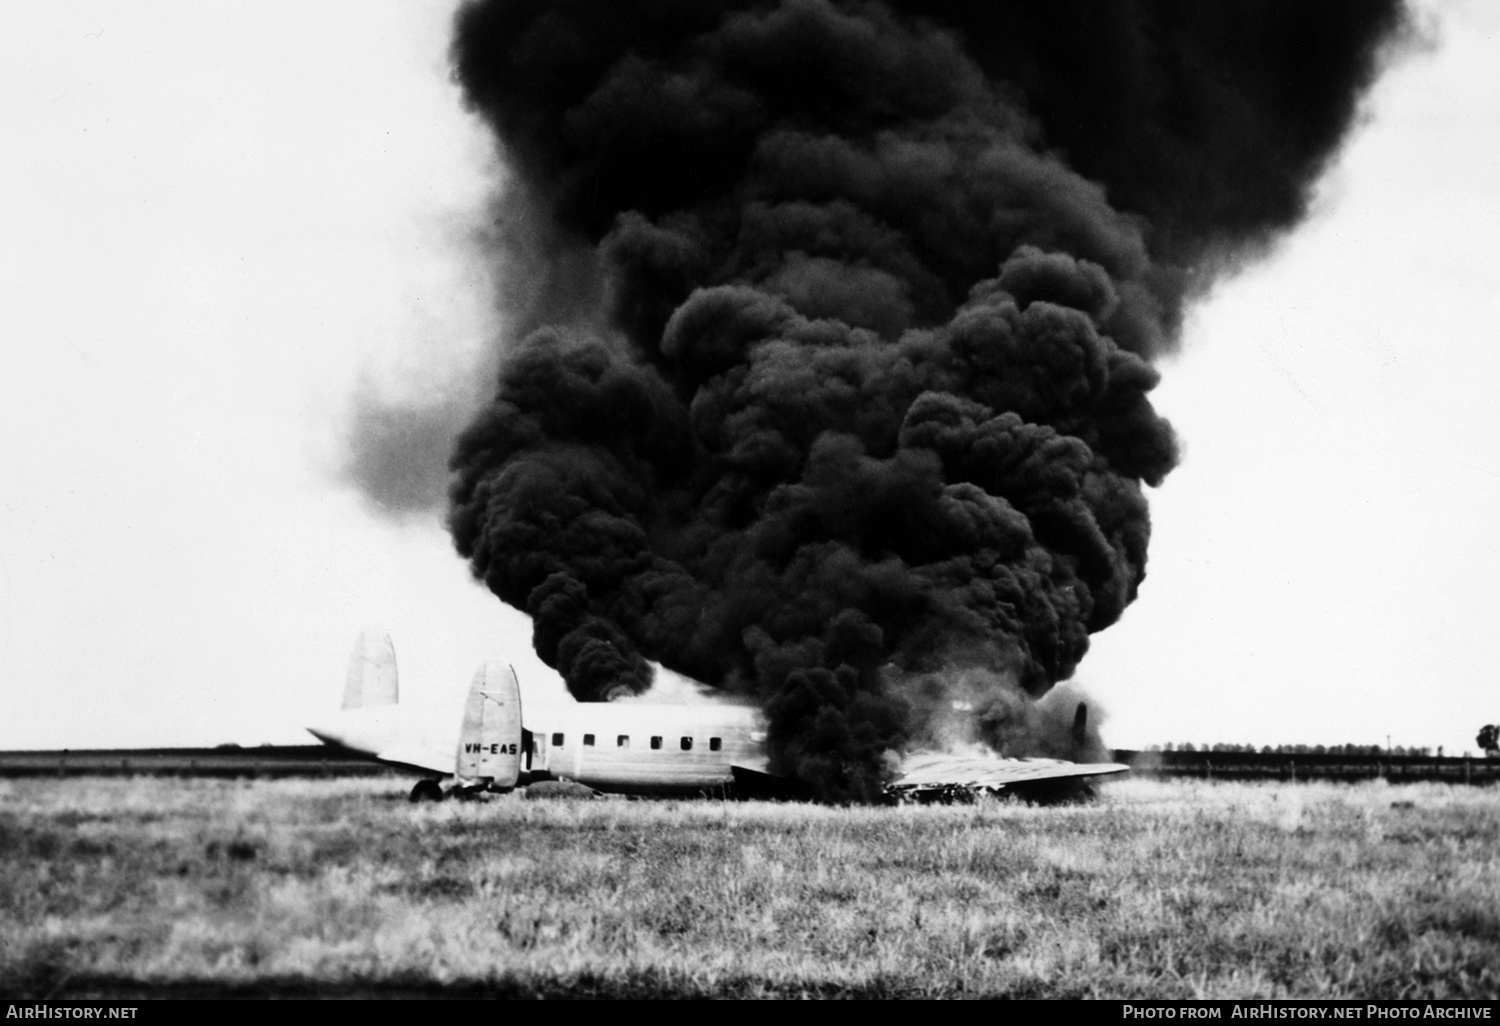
[2, 776, 1498, 998]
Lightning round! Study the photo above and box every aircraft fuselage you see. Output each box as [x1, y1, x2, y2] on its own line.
[518, 702, 766, 794]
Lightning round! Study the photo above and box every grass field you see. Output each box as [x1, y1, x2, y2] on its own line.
[2, 776, 1497, 998]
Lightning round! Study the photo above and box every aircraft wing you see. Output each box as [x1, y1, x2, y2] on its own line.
[371, 741, 455, 777]
[729, 762, 812, 800]
[886, 752, 1128, 801]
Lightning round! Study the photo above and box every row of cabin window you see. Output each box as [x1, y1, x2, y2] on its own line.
[549, 732, 722, 752]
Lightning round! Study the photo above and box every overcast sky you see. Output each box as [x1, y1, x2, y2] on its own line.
[2, 0, 1496, 755]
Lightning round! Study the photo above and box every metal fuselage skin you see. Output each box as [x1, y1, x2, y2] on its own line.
[309, 699, 768, 796]
[522, 703, 766, 795]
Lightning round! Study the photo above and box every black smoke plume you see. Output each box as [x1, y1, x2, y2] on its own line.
[441, 0, 1408, 801]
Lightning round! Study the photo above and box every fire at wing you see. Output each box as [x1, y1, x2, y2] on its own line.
[886, 750, 1128, 804]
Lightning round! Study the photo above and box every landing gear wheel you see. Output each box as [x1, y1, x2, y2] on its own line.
[408, 779, 445, 803]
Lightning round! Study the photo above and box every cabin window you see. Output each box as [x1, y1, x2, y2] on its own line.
[680, 737, 693, 751]
[709, 737, 722, 752]
[617, 735, 630, 749]
[583, 734, 595, 747]
[551, 733, 564, 747]
[650, 736, 662, 750]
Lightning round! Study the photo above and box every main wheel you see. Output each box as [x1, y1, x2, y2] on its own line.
[408, 779, 445, 803]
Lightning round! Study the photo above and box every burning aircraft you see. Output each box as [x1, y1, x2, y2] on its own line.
[309, 632, 1127, 802]
[346, 0, 1411, 801]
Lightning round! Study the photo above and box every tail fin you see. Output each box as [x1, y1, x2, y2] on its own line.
[342, 630, 398, 710]
[1071, 702, 1089, 746]
[456, 661, 523, 789]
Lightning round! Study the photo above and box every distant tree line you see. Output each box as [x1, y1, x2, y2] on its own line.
[1145, 743, 1449, 757]
[1136, 727, 1500, 758]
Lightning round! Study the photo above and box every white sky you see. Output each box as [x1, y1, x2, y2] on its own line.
[1, 1, 1495, 755]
